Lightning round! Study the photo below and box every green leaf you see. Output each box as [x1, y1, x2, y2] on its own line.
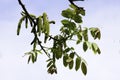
[73, 15, 82, 23]
[17, 16, 26, 35]
[25, 17, 28, 28]
[69, 60, 74, 69]
[76, 40, 81, 44]
[33, 40, 37, 51]
[36, 50, 42, 54]
[46, 59, 52, 62]
[77, 32, 82, 41]
[97, 47, 101, 54]
[69, 52, 75, 59]
[89, 27, 96, 38]
[69, 22, 76, 30]
[82, 28, 88, 41]
[35, 51, 38, 61]
[95, 29, 101, 40]
[63, 54, 68, 67]
[75, 57, 81, 71]
[77, 32, 82, 44]
[89, 27, 101, 40]
[61, 19, 70, 26]
[70, 47, 74, 50]
[46, 21, 50, 35]
[97, 31, 101, 40]
[83, 42, 88, 52]
[47, 65, 54, 74]
[64, 48, 71, 53]
[86, 41, 91, 49]
[63, 41, 67, 48]
[27, 56, 31, 64]
[37, 16, 43, 36]
[79, 8, 85, 16]
[90, 30, 95, 38]
[52, 45, 62, 60]
[56, 47, 62, 59]
[92, 43, 98, 54]
[43, 12, 50, 35]
[31, 53, 35, 63]
[81, 62, 87, 75]
[62, 8, 75, 18]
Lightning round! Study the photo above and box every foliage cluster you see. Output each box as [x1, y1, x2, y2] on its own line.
[17, 0, 101, 75]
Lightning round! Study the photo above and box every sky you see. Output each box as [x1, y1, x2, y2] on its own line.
[0, 0, 120, 80]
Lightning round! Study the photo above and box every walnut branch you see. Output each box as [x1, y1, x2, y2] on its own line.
[18, 0, 52, 59]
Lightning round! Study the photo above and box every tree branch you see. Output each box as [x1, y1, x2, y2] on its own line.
[68, 0, 84, 9]
[18, 0, 36, 24]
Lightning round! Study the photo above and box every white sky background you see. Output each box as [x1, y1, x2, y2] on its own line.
[0, 0, 120, 80]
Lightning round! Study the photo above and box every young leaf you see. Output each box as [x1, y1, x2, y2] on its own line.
[17, 16, 26, 35]
[43, 13, 47, 32]
[37, 16, 43, 36]
[75, 57, 81, 71]
[81, 62, 87, 75]
[46, 21, 50, 35]
[43, 12, 50, 35]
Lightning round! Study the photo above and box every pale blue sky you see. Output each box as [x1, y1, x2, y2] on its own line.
[0, 0, 120, 80]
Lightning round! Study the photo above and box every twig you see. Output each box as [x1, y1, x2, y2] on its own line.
[37, 39, 51, 58]
[18, 0, 36, 24]
[68, 0, 84, 9]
